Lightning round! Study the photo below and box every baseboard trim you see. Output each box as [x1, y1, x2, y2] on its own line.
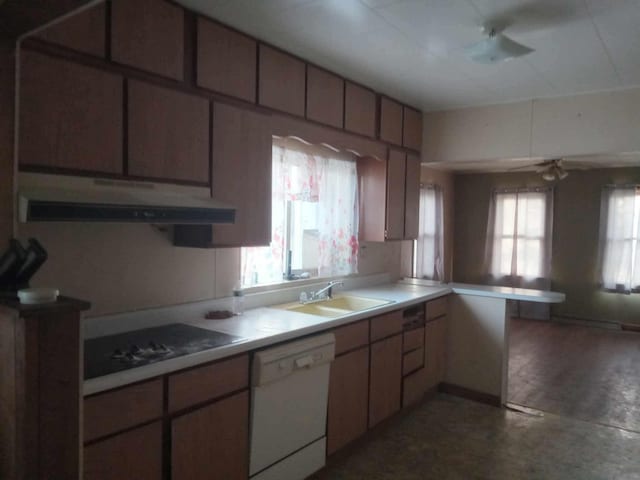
[621, 323, 640, 333]
[439, 383, 501, 407]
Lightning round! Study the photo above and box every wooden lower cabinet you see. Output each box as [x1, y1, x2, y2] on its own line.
[84, 422, 162, 480]
[171, 390, 249, 480]
[368, 334, 402, 428]
[425, 315, 448, 388]
[327, 346, 369, 455]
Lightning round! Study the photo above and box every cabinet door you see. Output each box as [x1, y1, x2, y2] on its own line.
[385, 149, 406, 240]
[172, 391, 249, 480]
[369, 334, 402, 427]
[345, 81, 376, 137]
[211, 102, 272, 246]
[404, 154, 421, 240]
[327, 347, 369, 455]
[258, 45, 305, 116]
[380, 97, 402, 145]
[19, 50, 122, 174]
[127, 79, 209, 183]
[197, 18, 256, 102]
[111, 0, 184, 80]
[402, 106, 422, 151]
[306, 65, 344, 128]
[84, 422, 162, 480]
[425, 315, 447, 388]
[36, 3, 106, 57]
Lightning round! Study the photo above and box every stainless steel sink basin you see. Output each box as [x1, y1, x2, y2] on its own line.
[278, 295, 393, 318]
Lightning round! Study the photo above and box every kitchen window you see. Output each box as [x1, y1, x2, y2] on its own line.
[240, 138, 359, 287]
[597, 185, 640, 293]
[413, 184, 444, 280]
[485, 188, 553, 281]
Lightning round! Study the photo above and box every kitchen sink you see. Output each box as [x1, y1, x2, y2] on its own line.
[279, 295, 393, 318]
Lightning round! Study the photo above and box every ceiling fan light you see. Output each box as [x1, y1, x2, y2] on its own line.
[557, 167, 568, 180]
[542, 170, 556, 181]
[465, 32, 534, 64]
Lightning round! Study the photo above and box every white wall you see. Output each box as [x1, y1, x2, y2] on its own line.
[423, 87, 640, 163]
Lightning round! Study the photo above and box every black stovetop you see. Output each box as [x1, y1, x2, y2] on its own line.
[84, 323, 245, 379]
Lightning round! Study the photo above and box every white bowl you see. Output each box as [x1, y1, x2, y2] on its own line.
[17, 287, 59, 305]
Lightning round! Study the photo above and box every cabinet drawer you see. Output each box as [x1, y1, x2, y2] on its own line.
[168, 354, 249, 413]
[84, 379, 163, 442]
[334, 320, 369, 356]
[426, 296, 448, 321]
[370, 310, 403, 342]
[403, 347, 424, 375]
[403, 327, 425, 353]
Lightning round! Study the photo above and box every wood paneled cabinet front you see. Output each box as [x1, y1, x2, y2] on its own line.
[358, 149, 419, 242]
[369, 333, 403, 428]
[211, 102, 273, 247]
[127, 79, 209, 183]
[425, 314, 448, 388]
[171, 391, 249, 480]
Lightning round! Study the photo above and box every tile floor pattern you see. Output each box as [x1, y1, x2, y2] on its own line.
[508, 318, 640, 432]
[310, 394, 640, 480]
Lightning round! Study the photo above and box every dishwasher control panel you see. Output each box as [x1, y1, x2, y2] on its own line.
[252, 333, 335, 387]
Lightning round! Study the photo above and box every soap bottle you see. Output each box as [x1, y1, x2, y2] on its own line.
[232, 282, 244, 315]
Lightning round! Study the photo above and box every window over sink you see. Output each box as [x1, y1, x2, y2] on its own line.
[240, 137, 359, 287]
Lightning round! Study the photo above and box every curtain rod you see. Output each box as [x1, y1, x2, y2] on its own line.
[273, 135, 364, 160]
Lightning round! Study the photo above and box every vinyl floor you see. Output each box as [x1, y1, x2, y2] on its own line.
[310, 319, 640, 480]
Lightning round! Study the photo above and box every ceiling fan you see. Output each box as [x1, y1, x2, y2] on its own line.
[510, 159, 569, 181]
[464, 2, 583, 64]
[465, 25, 534, 64]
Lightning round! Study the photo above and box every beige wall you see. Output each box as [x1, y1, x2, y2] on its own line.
[453, 168, 640, 325]
[423, 87, 640, 164]
[0, 41, 15, 249]
[20, 221, 401, 316]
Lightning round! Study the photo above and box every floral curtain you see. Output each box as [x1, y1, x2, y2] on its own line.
[241, 138, 358, 286]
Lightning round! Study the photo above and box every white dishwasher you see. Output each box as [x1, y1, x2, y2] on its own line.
[249, 333, 335, 480]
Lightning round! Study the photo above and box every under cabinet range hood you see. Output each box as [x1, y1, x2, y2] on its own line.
[18, 173, 235, 224]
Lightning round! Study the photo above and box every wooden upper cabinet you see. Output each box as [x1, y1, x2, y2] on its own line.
[211, 102, 272, 247]
[385, 149, 406, 240]
[36, 3, 106, 57]
[306, 65, 344, 128]
[127, 80, 209, 183]
[258, 45, 305, 116]
[19, 50, 122, 174]
[345, 82, 376, 137]
[404, 154, 421, 240]
[197, 18, 257, 102]
[357, 156, 387, 243]
[380, 97, 403, 145]
[403, 106, 422, 151]
[111, 0, 184, 80]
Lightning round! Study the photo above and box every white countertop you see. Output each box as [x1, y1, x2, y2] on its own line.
[84, 283, 450, 395]
[83, 280, 565, 396]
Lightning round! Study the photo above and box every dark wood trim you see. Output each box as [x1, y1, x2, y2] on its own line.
[19, 165, 210, 188]
[122, 77, 128, 175]
[208, 101, 213, 195]
[183, 9, 196, 86]
[104, 0, 112, 61]
[438, 382, 501, 407]
[621, 323, 640, 332]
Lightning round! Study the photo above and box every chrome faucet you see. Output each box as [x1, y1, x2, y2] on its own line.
[309, 281, 344, 302]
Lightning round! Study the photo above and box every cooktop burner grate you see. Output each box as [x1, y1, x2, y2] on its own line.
[84, 323, 245, 379]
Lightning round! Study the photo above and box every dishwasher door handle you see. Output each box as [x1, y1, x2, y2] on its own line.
[295, 355, 315, 369]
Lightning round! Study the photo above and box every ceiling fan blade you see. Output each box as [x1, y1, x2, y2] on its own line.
[482, 2, 585, 35]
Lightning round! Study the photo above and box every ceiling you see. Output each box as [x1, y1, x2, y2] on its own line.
[176, 0, 640, 112]
[426, 152, 640, 173]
